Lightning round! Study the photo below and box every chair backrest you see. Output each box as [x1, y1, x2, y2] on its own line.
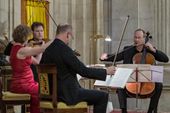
[0, 65, 12, 98]
[0, 66, 31, 113]
[0, 69, 2, 101]
[35, 64, 57, 107]
[0, 65, 13, 91]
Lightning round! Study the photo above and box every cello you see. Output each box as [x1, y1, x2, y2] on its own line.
[125, 32, 155, 98]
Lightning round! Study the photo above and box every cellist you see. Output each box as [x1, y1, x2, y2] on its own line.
[100, 28, 169, 113]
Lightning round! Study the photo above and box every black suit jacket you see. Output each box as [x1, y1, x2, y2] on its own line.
[40, 39, 107, 105]
[103, 45, 169, 63]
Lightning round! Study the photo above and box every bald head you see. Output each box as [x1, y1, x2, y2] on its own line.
[56, 24, 72, 35]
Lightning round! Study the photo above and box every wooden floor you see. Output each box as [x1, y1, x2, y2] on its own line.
[89, 109, 170, 113]
[6, 107, 170, 113]
[110, 110, 170, 113]
[110, 111, 170, 113]
[6, 110, 170, 113]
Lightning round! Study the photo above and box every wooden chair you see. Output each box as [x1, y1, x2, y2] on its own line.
[36, 64, 88, 113]
[0, 66, 31, 113]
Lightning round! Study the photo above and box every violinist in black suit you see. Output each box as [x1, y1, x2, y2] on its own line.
[40, 23, 115, 113]
[100, 28, 169, 113]
[28, 22, 45, 82]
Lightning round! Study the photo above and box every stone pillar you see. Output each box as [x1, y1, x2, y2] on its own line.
[96, 0, 105, 63]
[153, 0, 170, 57]
[105, 0, 139, 55]
[0, 0, 21, 41]
[52, 0, 104, 64]
[0, 0, 9, 40]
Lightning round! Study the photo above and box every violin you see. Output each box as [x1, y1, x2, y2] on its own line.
[125, 32, 156, 98]
[28, 40, 43, 47]
[73, 49, 81, 56]
[32, 41, 43, 46]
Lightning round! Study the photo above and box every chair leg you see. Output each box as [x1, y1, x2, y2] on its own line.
[42, 109, 55, 113]
[1, 104, 7, 113]
[21, 105, 26, 113]
[53, 107, 57, 113]
[45, 108, 58, 113]
[0, 103, 2, 113]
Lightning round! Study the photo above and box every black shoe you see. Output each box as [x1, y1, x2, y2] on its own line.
[121, 108, 127, 113]
[154, 109, 157, 113]
[147, 109, 153, 113]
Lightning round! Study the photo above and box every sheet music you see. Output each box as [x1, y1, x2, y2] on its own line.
[108, 68, 133, 88]
[117, 64, 163, 83]
[117, 64, 152, 82]
[94, 68, 133, 88]
[94, 75, 112, 87]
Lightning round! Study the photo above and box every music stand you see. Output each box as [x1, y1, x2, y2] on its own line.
[117, 64, 163, 112]
[117, 64, 163, 82]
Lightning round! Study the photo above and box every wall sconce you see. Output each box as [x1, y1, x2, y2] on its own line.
[105, 35, 112, 42]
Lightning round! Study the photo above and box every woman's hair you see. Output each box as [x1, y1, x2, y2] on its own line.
[12, 24, 32, 44]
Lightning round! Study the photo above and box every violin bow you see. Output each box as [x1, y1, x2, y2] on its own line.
[37, 0, 58, 27]
[112, 15, 130, 66]
[37, 1, 81, 56]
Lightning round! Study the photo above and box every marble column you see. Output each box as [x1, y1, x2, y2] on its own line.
[153, 0, 170, 57]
